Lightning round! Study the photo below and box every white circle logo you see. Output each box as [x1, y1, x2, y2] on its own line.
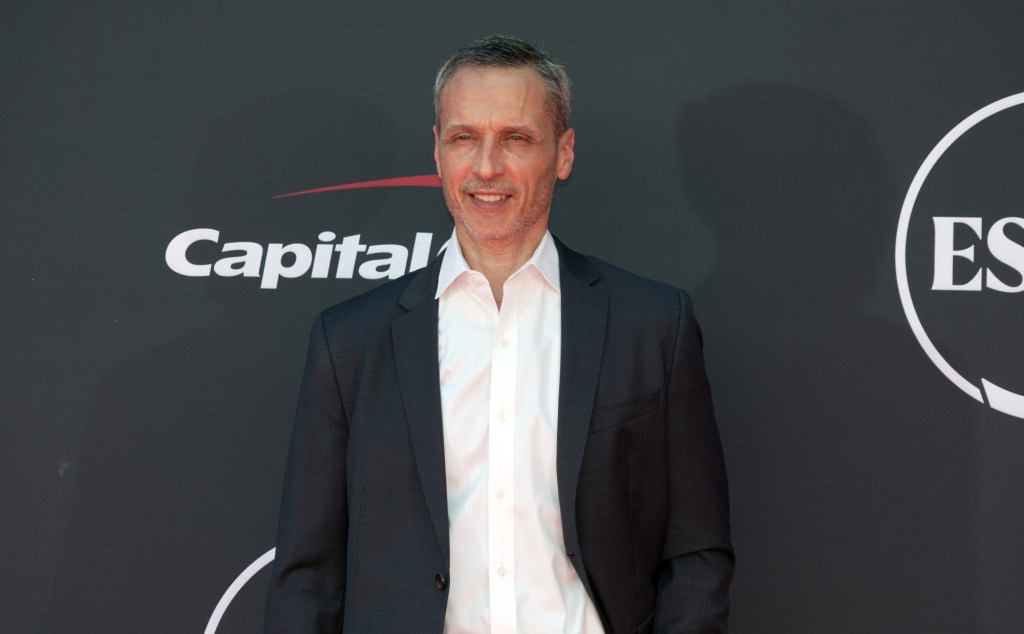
[204, 548, 275, 634]
[896, 92, 1024, 419]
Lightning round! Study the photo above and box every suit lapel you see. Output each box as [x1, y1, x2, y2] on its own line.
[554, 240, 608, 578]
[391, 257, 450, 563]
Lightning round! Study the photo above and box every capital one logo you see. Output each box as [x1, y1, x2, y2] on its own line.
[166, 175, 442, 289]
[896, 93, 1024, 419]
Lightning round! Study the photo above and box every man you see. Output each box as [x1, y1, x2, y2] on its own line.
[266, 35, 733, 633]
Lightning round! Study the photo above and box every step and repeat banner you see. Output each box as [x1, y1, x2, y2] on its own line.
[3, 2, 1023, 632]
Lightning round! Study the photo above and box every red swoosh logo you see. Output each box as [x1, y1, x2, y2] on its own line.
[273, 174, 442, 199]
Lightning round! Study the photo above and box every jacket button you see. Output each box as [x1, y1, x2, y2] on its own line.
[435, 573, 449, 590]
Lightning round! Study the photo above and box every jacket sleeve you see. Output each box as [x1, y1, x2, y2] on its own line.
[654, 290, 734, 633]
[265, 312, 349, 633]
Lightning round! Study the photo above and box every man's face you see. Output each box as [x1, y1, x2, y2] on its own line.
[434, 66, 574, 253]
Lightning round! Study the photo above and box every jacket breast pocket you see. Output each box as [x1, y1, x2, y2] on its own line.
[590, 388, 661, 433]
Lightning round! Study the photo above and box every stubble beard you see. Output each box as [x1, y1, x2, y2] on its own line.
[443, 171, 557, 248]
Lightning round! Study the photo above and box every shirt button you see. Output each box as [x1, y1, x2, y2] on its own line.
[497, 566, 507, 577]
[496, 410, 507, 422]
[435, 573, 449, 590]
[496, 488, 506, 499]
[500, 337, 511, 348]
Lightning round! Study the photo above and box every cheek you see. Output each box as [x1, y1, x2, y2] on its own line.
[441, 182, 464, 213]
[438, 147, 473, 171]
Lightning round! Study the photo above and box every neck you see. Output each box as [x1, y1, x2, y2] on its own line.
[456, 229, 546, 309]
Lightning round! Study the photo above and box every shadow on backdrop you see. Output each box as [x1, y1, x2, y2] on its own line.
[42, 88, 413, 633]
[678, 83, 975, 634]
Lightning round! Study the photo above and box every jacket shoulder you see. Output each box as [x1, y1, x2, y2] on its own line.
[315, 261, 436, 339]
[559, 240, 692, 312]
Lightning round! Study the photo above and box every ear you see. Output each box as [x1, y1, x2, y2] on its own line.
[556, 128, 575, 181]
[433, 125, 442, 179]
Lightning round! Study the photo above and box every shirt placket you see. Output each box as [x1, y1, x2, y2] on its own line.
[488, 276, 519, 634]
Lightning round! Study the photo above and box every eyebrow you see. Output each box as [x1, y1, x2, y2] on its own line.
[441, 122, 546, 138]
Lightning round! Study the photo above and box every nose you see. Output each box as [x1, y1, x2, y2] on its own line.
[473, 139, 504, 181]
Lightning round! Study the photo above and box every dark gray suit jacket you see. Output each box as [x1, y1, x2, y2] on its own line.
[265, 238, 733, 633]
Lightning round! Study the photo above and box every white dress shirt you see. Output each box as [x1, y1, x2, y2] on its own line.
[435, 230, 605, 634]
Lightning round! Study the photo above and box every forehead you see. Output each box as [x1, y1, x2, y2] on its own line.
[437, 66, 552, 129]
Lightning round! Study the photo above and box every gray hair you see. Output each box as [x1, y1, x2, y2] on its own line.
[434, 34, 571, 138]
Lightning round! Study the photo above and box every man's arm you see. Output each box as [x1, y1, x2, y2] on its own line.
[265, 313, 349, 633]
[654, 290, 734, 633]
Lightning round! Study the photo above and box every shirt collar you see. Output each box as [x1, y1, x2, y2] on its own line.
[435, 229, 561, 299]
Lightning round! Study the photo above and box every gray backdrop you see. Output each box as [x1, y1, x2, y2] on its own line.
[4, 2, 1023, 632]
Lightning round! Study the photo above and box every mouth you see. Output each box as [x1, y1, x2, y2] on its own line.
[471, 193, 511, 203]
